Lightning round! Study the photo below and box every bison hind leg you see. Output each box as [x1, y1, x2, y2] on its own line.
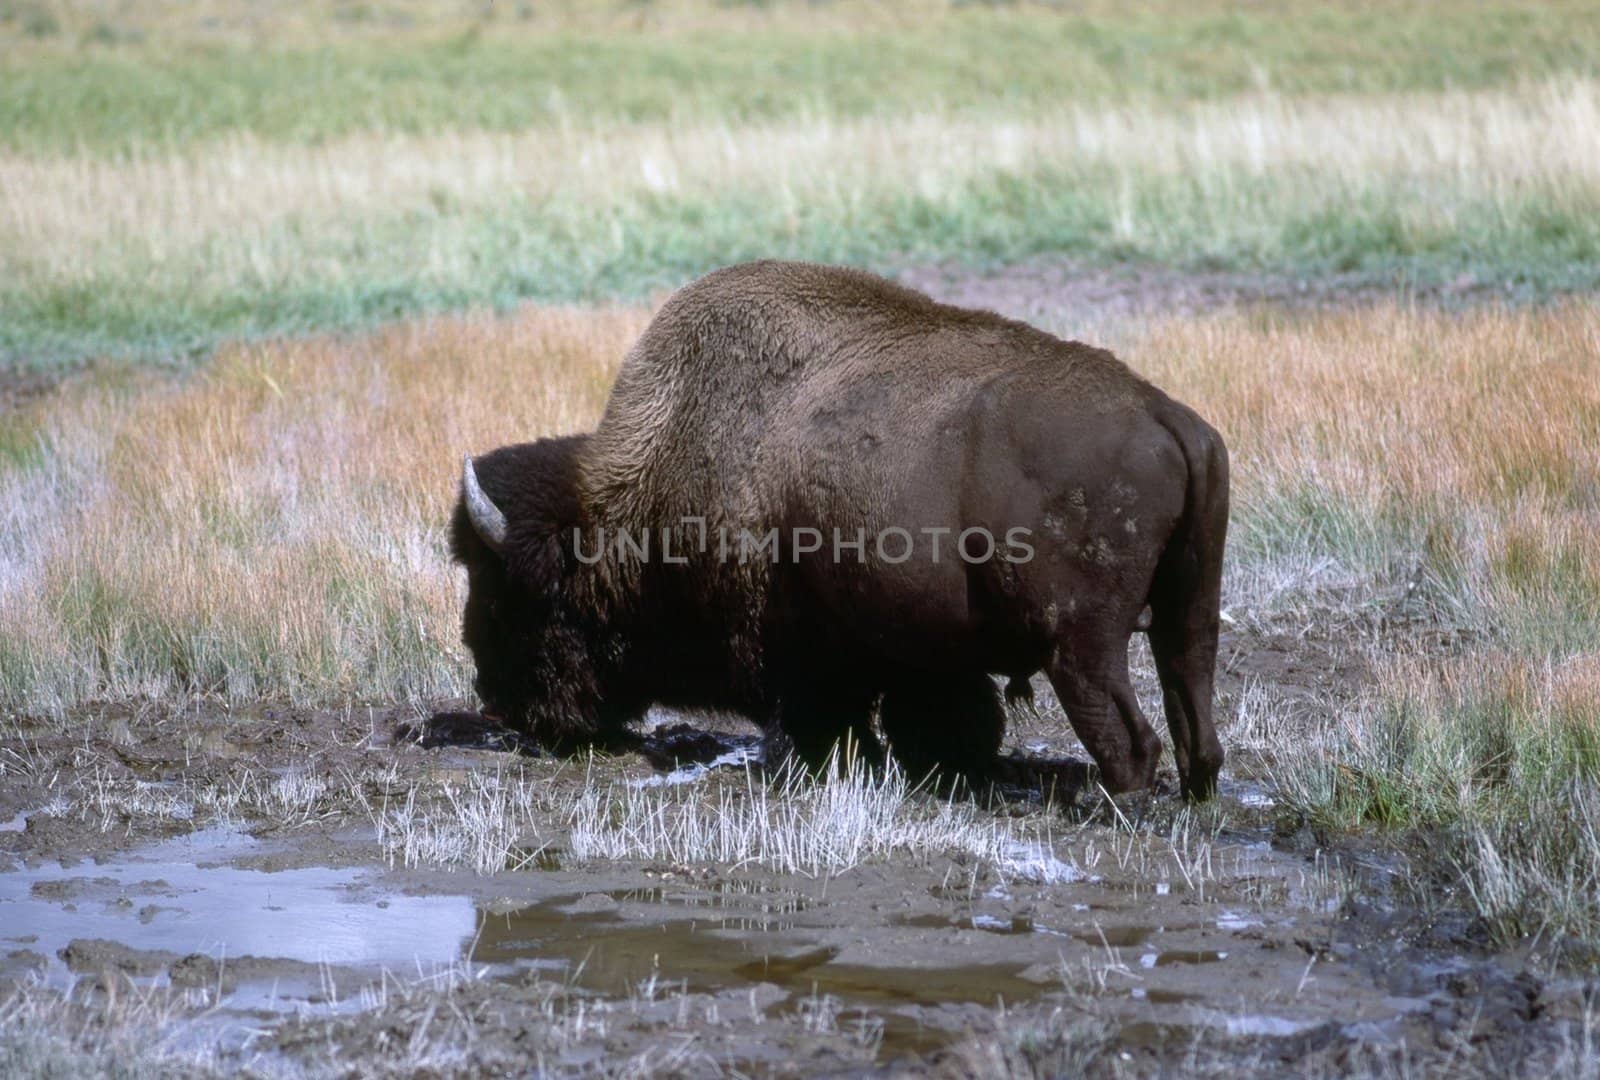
[1046, 635, 1162, 796]
[879, 672, 1005, 791]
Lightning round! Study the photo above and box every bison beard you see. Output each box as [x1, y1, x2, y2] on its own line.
[450, 261, 1229, 799]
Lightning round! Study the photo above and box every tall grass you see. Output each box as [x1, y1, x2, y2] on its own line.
[1133, 302, 1600, 946]
[1281, 658, 1600, 829]
[1139, 304, 1600, 946]
[7, 81, 1600, 367]
[3, 301, 1593, 710]
[1276, 656, 1600, 947]
[0, 305, 639, 711]
[1135, 301, 1600, 647]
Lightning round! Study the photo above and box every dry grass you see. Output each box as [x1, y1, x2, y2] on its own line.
[10, 80, 1596, 271]
[0, 955, 744, 1079]
[1133, 301, 1600, 639]
[1126, 300, 1600, 945]
[31, 757, 401, 839]
[348, 747, 1081, 879]
[566, 752, 1077, 881]
[1277, 652, 1600, 945]
[0, 304, 642, 711]
[4, 300, 1596, 711]
[0, 977, 229, 1079]
[0, 0, 1065, 46]
[363, 765, 552, 875]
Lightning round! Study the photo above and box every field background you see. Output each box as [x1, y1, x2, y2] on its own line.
[4, 0, 1600, 367]
[3, 0, 1599, 963]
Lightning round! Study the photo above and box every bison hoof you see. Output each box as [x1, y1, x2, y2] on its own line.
[1180, 767, 1220, 802]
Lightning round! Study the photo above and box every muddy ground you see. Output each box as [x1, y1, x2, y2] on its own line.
[2, 608, 1593, 1078]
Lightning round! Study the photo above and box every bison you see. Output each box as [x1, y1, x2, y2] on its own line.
[452, 261, 1228, 798]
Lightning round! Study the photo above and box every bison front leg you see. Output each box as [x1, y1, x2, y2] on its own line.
[878, 672, 1004, 789]
[1047, 635, 1162, 795]
[769, 676, 884, 775]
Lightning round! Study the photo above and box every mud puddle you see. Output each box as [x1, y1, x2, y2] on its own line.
[0, 820, 1402, 1066]
[477, 893, 1046, 1002]
[2, 828, 1062, 1057]
[465, 854, 1431, 1061]
[472, 888, 1060, 1058]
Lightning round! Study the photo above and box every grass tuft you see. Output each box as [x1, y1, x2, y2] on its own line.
[567, 750, 1075, 880]
[1277, 656, 1600, 946]
[0, 306, 636, 714]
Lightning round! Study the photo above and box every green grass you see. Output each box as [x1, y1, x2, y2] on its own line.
[1277, 657, 1600, 949]
[4, 1, 1599, 369]
[1296, 676, 1598, 831]
[7, 156, 1598, 370]
[1244, 435, 1600, 950]
[4, 3, 1599, 153]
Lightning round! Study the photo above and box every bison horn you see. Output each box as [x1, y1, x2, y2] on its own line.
[461, 455, 508, 553]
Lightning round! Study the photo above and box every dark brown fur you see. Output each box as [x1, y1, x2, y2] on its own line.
[453, 261, 1229, 797]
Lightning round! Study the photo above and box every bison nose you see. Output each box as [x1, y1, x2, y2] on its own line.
[472, 678, 509, 723]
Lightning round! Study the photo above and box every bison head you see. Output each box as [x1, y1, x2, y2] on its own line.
[451, 436, 610, 745]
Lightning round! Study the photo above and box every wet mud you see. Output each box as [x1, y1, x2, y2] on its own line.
[2, 698, 1592, 1079]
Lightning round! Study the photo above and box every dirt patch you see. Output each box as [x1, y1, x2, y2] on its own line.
[59, 938, 179, 977]
[896, 258, 1538, 334]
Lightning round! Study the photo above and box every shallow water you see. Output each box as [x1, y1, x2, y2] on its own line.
[475, 893, 1046, 1009]
[0, 826, 476, 989]
[0, 797, 1452, 1067]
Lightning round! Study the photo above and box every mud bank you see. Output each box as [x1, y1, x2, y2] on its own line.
[1, 693, 1594, 1077]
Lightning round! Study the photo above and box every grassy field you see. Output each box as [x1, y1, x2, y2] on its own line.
[3, 298, 1597, 943]
[3, 0, 1600, 368]
[2, 1, 1599, 1056]
[7, 80, 1600, 367]
[1138, 306, 1600, 946]
[6, 302, 1597, 712]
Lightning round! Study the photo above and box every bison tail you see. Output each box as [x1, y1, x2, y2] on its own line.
[1147, 402, 1229, 800]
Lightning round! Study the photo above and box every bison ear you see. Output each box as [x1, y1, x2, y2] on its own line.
[507, 525, 573, 603]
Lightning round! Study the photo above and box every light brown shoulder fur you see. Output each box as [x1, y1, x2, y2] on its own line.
[578, 259, 1148, 533]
